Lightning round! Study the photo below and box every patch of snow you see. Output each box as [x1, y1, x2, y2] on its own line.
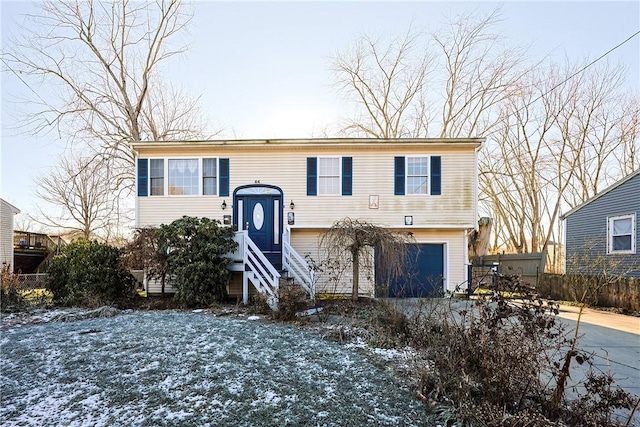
[247, 315, 260, 321]
[1, 312, 430, 426]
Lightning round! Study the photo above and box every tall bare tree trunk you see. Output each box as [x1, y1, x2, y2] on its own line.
[352, 249, 359, 302]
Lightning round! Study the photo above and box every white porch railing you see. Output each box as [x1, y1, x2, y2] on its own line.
[228, 230, 315, 310]
[282, 229, 315, 301]
[232, 231, 280, 310]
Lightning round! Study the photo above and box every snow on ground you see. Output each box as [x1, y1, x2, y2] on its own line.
[1, 311, 431, 426]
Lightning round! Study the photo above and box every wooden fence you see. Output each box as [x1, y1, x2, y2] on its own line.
[537, 274, 640, 311]
[472, 252, 546, 288]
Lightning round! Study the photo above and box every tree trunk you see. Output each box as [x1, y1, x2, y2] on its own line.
[352, 249, 359, 302]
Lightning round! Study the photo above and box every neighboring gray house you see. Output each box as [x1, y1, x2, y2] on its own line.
[562, 169, 639, 278]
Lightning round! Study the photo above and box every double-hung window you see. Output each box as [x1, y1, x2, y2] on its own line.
[168, 159, 198, 195]
[394, 156, 441, 196]
[202, 158, 217, 195]
[306, 157, 352, 196]
[318, 157, 340, 195]
[406, 157, 428, 195]
[150, 159, 165, 196]
[608, 214, 636, 254]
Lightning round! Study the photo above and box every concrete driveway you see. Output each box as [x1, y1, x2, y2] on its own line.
[555, 304, 640, 398]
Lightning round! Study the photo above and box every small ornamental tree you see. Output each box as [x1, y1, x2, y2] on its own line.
[320, 218, 411, 302]
[46, 239, 137, 306]
[158, 216, 236, 307]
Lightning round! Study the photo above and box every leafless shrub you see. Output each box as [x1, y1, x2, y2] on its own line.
[359, 275, 637, 426]
[0, 267, 27, 312]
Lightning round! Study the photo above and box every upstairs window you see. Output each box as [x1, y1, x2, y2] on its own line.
[407, 157, 428, 195]
[138, 157, 228, 197]
[150, 159, 164, 196]
[394, 156, 441, 196]
[168, 159, 198, 195]
[307, 157, 352, 196]
[608, 214, 636, 254]
[318, 157, 340, 195]
[202, 158, 217, 195]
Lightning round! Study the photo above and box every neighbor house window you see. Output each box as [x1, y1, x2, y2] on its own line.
[150, 159, 164, 196]
[168, 159, 198, 195]
[318, 157, 340, 195]
[608, 214, 636, 254]
[202, 158, 217, 195]
[406, 157, 428, 195]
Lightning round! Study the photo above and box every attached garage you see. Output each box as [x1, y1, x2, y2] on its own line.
[377, 243, 446, 297]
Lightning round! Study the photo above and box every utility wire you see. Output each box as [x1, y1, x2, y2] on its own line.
[521, 30, 640, 112]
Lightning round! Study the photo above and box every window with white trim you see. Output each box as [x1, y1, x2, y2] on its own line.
[318, 157, 340, 195]
[407, 156, 428, 195]
[608, 214, 636, 254]
[168, 159, 198, 195]
[202, 158, 217, 195]
[150, 159, 164, 196]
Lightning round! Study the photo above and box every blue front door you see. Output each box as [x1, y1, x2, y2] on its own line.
[234, 186, 283, 269]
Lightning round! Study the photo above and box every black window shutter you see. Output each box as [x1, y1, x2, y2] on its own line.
[342, 157, 352, 196]
[219, 158, 230, 197]
[137, 158, 148, 197]
[394, 156, 405, 196]
[307, 157, 317, 196]
[430, 156, 441, 195]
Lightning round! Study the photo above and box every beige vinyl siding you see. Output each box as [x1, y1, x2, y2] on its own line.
[138, 196, 225, 227]
[144, 276, 177, 295]
[136, 145, 478, 229]
[289, 228, 467, 296]
[290, 229, 375, 296]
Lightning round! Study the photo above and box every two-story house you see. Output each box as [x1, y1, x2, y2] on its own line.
[133, 138, 484, 304]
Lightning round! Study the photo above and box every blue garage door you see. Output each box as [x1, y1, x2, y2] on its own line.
[380, 244, 445, 297]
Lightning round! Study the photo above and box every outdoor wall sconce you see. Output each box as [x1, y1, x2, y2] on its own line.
[221, 200, 227, 210]
[404, 215, 413, 226]
[290, 200, 295, 210]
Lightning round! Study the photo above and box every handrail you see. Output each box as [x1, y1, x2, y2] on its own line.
[283, 239, 315, 300]
[243, 231, 280, 310]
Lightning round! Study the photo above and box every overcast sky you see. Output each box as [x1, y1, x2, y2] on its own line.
[1, 1, 639, 223]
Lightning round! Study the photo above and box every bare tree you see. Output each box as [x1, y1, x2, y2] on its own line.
[3, 0, 212, 192]
[330, 29, 432, 138]
[480, 61, 639, 254]
[330, 8, 527, 139]
[34, 154, 119, 240]
[319, 218, 410, 302]
[330, 8, 638, 260]
[434, 8, 527, 138]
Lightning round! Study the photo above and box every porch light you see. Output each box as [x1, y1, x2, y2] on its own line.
[290, 200, 295, 210]
[221, 200, 227, 210]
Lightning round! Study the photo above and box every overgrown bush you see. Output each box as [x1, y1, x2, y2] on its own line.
[370, 274, 637, 426]
[46, 239, 137, 306]
[1, 266, 27, 312]
[158, 216, 236, 308]
[273, 284, 309, 321]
